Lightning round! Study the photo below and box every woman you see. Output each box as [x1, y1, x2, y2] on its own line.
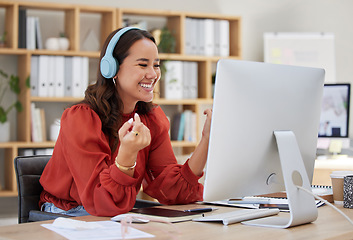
[39, 27, 212, 217]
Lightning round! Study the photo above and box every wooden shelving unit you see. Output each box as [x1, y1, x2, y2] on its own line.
[0, 1, 241, 196]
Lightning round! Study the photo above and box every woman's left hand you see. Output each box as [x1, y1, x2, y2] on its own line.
[202, 108, 213, 141]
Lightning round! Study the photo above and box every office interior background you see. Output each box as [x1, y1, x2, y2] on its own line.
[1, 0, 353, 225]
[1, 0, 353, 138]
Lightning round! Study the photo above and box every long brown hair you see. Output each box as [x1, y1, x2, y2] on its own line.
[81, 28, 156, 152]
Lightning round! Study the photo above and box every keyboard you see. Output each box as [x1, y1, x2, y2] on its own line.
[192, 208, 280, 226]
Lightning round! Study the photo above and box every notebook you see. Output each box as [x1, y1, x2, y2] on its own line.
[111, 207, 203, 223]
[257, 185, 333, 203]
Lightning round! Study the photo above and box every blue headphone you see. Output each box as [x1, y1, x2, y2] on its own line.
[100, 27, 139, 78]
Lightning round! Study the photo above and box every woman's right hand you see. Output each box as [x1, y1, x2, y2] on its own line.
[116, 113, 151, 168]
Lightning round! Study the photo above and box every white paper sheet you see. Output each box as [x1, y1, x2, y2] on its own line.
[42, 220, 154, 240]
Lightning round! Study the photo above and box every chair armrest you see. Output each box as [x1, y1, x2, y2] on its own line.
[28, 210, 71, 222]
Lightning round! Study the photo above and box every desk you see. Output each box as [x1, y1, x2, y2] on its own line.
[0, 204, 353, 240]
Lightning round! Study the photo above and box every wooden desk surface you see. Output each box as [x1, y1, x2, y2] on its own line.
[1, 204, 353, 240]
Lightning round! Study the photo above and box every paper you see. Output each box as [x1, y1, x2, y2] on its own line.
[329, 140, 343, 154]
[41, 219, 154, 240]
[204, 198, 325, 212]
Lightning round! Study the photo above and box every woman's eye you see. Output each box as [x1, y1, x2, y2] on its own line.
[154, 64, 160, 68]
[139, 64, 148, 67]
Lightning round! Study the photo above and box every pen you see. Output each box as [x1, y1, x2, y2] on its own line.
[228, 199, 270, 204]
[183, 207, 217, 213]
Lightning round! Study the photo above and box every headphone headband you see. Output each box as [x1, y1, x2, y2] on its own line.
[100, 27, 139, 78]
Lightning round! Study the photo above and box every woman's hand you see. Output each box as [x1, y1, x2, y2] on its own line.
[188, 108, 213, 176]
[115, 113, 151, 175]
[118, 113, 151, 153]
[201, 108, 213, 141]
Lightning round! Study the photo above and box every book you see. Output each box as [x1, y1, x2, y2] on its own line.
[184, 18, 193, 55]
[64, 57, 73, 97]
[47, 56, 55, 97]
[203, 19, 215, 56]
[18, 8, 27, 48]
[39, 108, 46, 141]
[177, 112, 185, 141]
[26, 16, 36, 50]
[183, 110, 197, 142]
[30, 103, 42, 142]
[190, 18, 198, 55]
[112, 207, 203, 223]
[38, 55, 49, 97]
[219, 20, 230, 57]
[256, 185, 334, 203]
[54, 56, 65, 97]
[30, 56, 39, 96]
[71, 56, 82, 97]
[80, 57, 89, 97]
[163, 61, 183, 99]
[182, 61, 197, 99]
[171, 112, 182, 141]
[34, 17, 43, 49]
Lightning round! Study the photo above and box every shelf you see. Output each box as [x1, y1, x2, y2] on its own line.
[0, 1, 240, 197]
[154, 98, 212, 105]
[0, 140, 196, 149]
[171, 141, 198, 147]
[0, 141, 55, 148]
[158, 53, 240, 62]
[31, 96, 83, 102]
[28, 50, 100, 58]
[0, 48, 28, 55]
[0, 190, 17, 197]
[29, 97, 213, 105]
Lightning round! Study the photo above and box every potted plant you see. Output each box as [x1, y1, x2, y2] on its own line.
[158, 27, 176, 53]
[0, 69, 28, 141]
[0, 31, 6, 48]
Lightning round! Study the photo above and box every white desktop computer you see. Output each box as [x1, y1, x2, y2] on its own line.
[317, 83, 351, 155]
[203, 59, 325, 228]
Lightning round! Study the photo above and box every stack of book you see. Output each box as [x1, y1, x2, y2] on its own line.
[30, 103, 46, 142]
[185, 18, 229, 57]
[31, 55, 89, 98]
[19, 8, 43, 49]
[161, 61, 198, 99]
[19, 148, 54, 156]
[170, 110, 197, 142]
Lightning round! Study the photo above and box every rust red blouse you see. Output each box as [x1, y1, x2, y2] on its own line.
[39, 104, 203, 216]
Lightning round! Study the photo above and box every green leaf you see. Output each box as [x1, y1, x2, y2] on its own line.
[9, 75, 20, 94]
[0, 69, 8, 79]
[26, 76, 31, 88]
[15, 101, 23, 112]
[0, 107, 7, 123]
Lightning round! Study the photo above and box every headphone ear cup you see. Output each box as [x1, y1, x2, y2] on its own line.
[100, 27, 138, 79]
[100, 55, 118, 79]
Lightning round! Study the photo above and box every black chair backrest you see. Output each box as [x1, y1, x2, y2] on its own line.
[14, 155, 51, 223]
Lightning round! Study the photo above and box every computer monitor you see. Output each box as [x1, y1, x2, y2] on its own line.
[318, 83, 350, 138]
[204, 59, 325, 228]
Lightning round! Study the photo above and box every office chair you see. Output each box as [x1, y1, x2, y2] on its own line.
[14, 155, 69, 223]
[14, 155, 161, 223]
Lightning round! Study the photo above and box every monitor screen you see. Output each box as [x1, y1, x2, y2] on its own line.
[318, 83, 350, 138]
[203, 59, 325, 202]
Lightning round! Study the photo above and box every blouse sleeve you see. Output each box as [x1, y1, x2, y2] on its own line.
[58, 105, 141, 216]
[143, 106, 204, 205]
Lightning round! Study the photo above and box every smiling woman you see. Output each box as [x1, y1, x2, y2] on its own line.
[114, 38, 161, 112]
[38, 27, 212, 218]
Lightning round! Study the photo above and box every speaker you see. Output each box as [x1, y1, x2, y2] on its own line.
[100, 27, 138, 78]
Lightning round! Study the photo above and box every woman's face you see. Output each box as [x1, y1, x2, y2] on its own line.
[116, 38, 161, 113]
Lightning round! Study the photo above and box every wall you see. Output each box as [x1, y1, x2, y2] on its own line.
[3, 0, 353, 137]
